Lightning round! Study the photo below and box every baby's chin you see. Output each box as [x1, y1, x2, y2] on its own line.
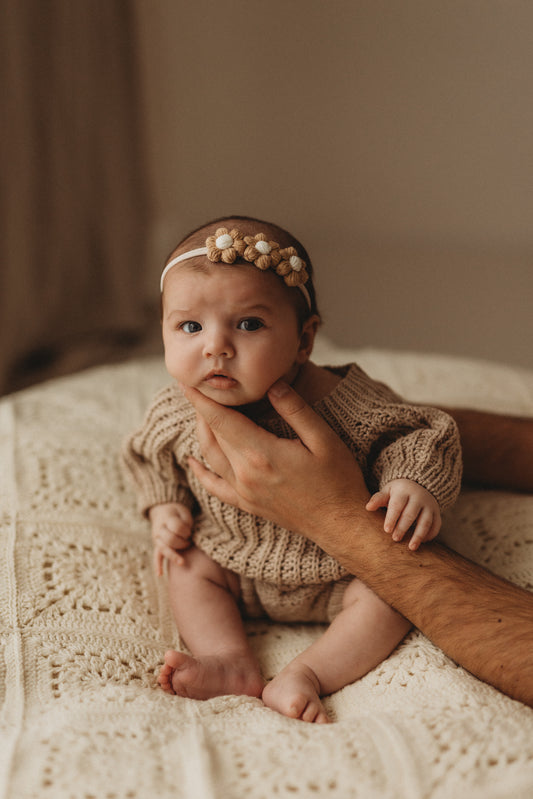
[195, 385, 268, 409]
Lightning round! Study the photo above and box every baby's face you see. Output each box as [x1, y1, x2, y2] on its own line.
[162, 261, 310, 406]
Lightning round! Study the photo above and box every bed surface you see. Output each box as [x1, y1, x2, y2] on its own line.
[1, 340, 532, 799]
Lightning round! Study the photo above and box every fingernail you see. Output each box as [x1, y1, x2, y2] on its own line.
[269, 380, 290, 398]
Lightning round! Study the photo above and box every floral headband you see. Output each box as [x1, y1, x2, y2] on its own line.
[160, 227, 311, 308]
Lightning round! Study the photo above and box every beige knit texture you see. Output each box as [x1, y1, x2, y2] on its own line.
[123, 363, 462, 588]
[1, 342, 532, 798]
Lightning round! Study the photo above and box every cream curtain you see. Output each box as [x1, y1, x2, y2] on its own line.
[1, 1, 154, 395]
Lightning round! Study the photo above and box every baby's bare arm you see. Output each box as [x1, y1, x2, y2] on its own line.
[149, 502, 193, 576]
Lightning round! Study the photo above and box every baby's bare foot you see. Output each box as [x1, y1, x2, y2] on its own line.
[158, 650, 264, 700]
[262, 663, 330, 723]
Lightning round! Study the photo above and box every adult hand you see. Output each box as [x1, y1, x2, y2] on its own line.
[181, 382, 533, 707]
[182, 380, 371, 545]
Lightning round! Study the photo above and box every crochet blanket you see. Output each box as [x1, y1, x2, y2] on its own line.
[1, 341, 532, 799]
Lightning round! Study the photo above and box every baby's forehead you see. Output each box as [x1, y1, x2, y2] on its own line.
[162, 259, 295, 314]
[166, 258, 279, 292]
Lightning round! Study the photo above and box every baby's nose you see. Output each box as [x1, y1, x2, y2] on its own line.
[203, 331, 235, 359]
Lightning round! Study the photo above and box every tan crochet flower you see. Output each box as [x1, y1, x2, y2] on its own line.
[243, 233, 282, 271]
[206, 227, 246, 264]
[276, 247, 309, 287]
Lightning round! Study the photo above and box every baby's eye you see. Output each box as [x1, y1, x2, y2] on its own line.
[238, 318, 264, 331]
[180, 321, 202, 334]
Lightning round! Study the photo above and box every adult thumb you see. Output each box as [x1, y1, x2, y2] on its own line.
[267, 380, 336, 452]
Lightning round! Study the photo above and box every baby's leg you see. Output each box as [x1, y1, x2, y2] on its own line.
[262, 578, 411, 723]
[158, 546, 264, 699]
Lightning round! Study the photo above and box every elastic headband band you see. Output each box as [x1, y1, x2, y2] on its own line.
[160, 227, 312, 309]
[160, 248, 209, 291]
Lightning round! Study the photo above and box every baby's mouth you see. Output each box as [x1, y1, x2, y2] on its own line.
[204, 371, 238, 389]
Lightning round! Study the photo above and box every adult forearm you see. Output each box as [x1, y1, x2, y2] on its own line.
[314, 504, 533, 707]
[447, 408, 533, 493]
[184, 383, 533, 706]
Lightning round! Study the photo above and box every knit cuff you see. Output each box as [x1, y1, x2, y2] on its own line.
[135, 477, 194, 518]
[376, 457, 462, 512]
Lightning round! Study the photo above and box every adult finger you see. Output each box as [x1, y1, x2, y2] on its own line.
[181, 384, 273, 452]
[267, 381, 343, 454]
[188, 456, 245, 508]
[267, 380, 370, 505]
[195, 413, 234, 481]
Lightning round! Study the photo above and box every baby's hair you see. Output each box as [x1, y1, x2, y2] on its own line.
[166, 215, 320, 326]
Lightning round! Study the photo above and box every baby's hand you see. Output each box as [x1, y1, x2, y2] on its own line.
[366, 479, 441, 551]
[148, 502, 194, 576]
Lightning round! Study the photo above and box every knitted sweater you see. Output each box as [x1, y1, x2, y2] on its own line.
[122, 363, 462, 586]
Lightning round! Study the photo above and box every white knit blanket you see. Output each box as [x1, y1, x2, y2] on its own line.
[1, 341, 532, 799]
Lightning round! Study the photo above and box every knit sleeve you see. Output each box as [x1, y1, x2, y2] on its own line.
[368, 403, 463, 511]
[318, 364, 463, 512]
[121, 386, 196, 518]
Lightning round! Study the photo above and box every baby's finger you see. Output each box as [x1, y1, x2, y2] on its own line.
[365, 490, 389, 511]
[383, 495, 409, 536]
[408, 509, 436, 551]
[154, 548, 165, 577]
[158, 544, 186, 568]
[176, 504, 193, 526]
[157, 527, 189, 551]
[428, 513, 442, 541]
[417, 511, 442, 546]
[164, 516, 190, 537]
[392, 503, 424, 541]
[166, 533, 192, 552]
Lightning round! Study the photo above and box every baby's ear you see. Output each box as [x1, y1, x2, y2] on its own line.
[296, 315, 321, 364]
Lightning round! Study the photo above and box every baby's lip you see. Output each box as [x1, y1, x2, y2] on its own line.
[205, 369, 233, 379]
[203, 370, 238, 388]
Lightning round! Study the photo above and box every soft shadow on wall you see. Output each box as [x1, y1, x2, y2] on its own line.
[1, 2, 160, 396]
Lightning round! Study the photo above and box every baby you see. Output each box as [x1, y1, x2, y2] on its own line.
[123, 215, 462, 723]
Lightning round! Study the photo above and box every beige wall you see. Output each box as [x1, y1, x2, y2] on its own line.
[134, 0, 533, 369]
